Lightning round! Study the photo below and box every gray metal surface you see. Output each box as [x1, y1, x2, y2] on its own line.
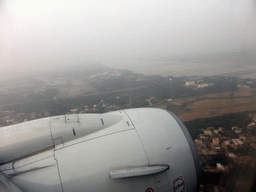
[0, 118, 52, 165]
[0, 173, 22, 192]
[0, 108, 198, 191]
[124, 108, 197, 192]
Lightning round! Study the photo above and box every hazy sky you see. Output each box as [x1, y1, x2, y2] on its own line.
[1, 0, 256, 75]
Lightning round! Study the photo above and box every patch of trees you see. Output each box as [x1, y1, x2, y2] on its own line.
[0, 93, 24, 105]
[167, 76, 238, 99]
[248, 82, 256, 89]
[184, 112, 252, 139]
[133, 82, 192, 101]
[202, 78, 238, 94]
[186, 77, 239, 97]
[227, 144, 249, 156]
[94, 75, 170, 92]
[209, 154, 228, 166]
[26, 89, 59, 101]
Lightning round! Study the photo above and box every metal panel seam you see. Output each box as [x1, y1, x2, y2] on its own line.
[54, 158, 64, 192]
[50, 118, 64, 192]
[13, 148, 54, 169]
[122, 110, 151, 166]
[54, 128, 135, 151]
[49, 118, 55, 150]
[164, 109, 202, 190]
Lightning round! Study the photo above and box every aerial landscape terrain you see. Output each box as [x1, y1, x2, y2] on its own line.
[2, 62, 256, 191]
[1, 63, 256, 124]
[1, 0, 256, 191]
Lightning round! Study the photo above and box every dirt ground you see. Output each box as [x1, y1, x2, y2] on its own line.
[178, 97, 256, 121]
[152, 88, 256, 122]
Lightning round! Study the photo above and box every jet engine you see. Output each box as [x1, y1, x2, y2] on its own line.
[0, 108, 200, 192]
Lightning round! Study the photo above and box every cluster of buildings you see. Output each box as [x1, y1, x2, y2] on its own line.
[195, 126, 248, 169]
[195, 116, 256, 173]
[1, 110, 50, 126]
[195, 119, 256, 191]
[185, 80, 213, 89]
[69, 99, 121, 114]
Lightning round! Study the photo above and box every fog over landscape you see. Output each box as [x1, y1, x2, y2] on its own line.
[2, 2, 256, 191]
[1, 0, 256, 77]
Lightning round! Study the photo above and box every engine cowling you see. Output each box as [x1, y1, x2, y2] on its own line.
[0, 108, 200, 192]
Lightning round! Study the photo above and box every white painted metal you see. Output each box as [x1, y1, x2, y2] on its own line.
[50, 113, 123, 147]
[52, 111, 134, 150]
[0, 112, 126, 164]
[124, 108, 198, 192]
[2, 149, 62, 192]
[0, 118, 52, 164]
[55, 130, 156, 191]
[65, 114, 79, 123]
[110, 165, 169, 179]
[12, 149, 54, 170]
[0, 108, 198, 192]
[0, 162, 12, 172]
[0, 173, 22, 192]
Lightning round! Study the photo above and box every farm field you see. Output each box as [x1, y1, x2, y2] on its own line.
[178, 97, 256, 121]
[152, 87, 256, 122]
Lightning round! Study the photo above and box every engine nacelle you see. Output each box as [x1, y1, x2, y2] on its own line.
[0, 108, 200, 192]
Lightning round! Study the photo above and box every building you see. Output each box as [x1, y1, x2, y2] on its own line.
[208, 150, 216, 155]
[185, 81, 195, 86]
[93, 105, 97, 111]
[84, 106, 89, 112]
[222, 141, 230, 150]
[232, 139, 244, 145]
[218, 127, 223, 132]
[195, 139, 203, 145]
[213, 129, 218, 134]
[232, 126, 238, 131]
[212, 138, 220, 145]
[228, 153, 235, 158]
[6, 119, 13, 124]
[199, 134, 206, 139]
[70, 108, 78, 113]
[223, 141, 230, 146]
[230, 144, 238, 150]
[239, 135, 246, 142]
[204, 130, 212, 136]
[216, 163, 224, 171]
[110, 72, 121, 76]
[235, 129, 242, 134]
[197, 83, 210, 88]
[202, 150, 208, 155]
[248, 122, 256, 129]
